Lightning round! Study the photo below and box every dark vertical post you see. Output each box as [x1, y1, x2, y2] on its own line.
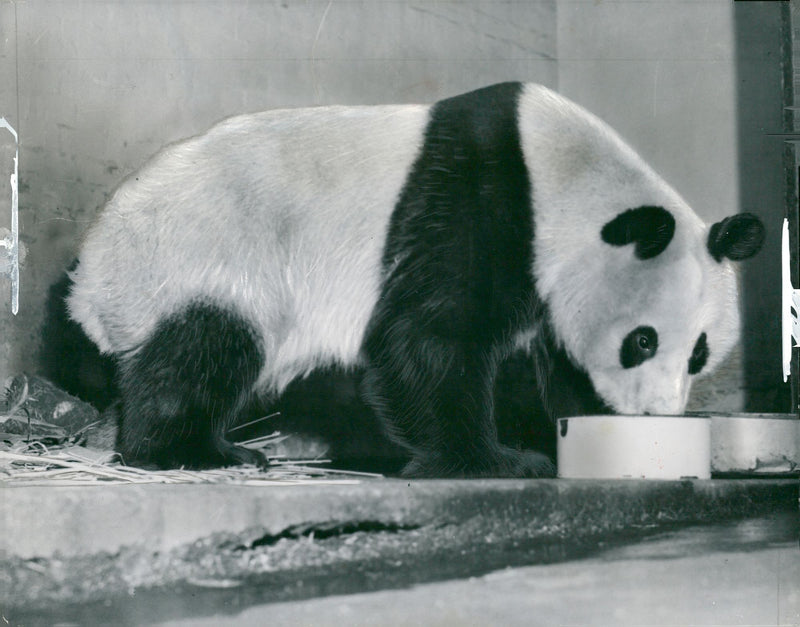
[734, 1, 793, 412]
[785, 3, 800, 416]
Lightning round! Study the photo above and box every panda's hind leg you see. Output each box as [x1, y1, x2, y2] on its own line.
[116, 302, 265, 469]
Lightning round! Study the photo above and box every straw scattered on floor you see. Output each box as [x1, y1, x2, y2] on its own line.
[0, 433, 382, 486]
[1, 373, 383, 486]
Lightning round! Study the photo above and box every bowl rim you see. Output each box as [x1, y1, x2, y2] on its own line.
[557, 413, 798, 421]
[557, 414, 710, 422]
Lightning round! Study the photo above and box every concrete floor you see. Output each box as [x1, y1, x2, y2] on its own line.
[159, 513, 800, 627]
[3, 479, 797, 625]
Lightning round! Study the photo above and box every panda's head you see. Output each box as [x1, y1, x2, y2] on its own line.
[582, 208, 763, 415]
[520, 84, 765, 416]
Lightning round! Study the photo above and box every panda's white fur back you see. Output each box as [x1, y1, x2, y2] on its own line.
[68, 105, 430, 393]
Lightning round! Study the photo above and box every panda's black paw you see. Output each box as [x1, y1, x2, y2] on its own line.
[402, 446, 555, 479]
[215, 438, 270, 469]
[493, 447, 556, 478]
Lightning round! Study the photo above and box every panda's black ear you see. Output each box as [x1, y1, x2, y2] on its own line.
[707, 212, 765, 262]
[601, 206, 676, 260]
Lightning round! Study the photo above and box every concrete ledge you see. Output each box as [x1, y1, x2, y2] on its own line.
[2, 477, 796, 560]
[1, 478, 796, 619]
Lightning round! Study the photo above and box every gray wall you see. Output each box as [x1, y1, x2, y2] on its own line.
[0, 0, 558, 384]
[557, 1, 739, 226]
[0, 1, 788, 411]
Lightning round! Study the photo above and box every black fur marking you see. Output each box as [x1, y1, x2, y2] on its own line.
[688, 332, 709, 375]
[363, 82, 602, 477]
[529, 317, 614, 419]
[40, 262, 119, 410]
[116, 302, 265, 469]
[601, 206, 675, 260]
[620, 326, 658, 369]
[707, 212, 765, 262]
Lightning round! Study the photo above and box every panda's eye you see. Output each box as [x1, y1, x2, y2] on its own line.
[688, 332, 709, 375]
[620, 326, 658, 369]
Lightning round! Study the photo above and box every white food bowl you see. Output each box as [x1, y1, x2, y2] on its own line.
[557, 415, 711, 480]
[709, 413, 799, 474]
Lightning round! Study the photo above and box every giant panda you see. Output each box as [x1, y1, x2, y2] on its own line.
[59, 82, 764, 477]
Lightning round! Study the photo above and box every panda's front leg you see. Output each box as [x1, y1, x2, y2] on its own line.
[363, 316, 554, 478]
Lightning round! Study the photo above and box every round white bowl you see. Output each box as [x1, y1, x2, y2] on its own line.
[557, 415, 711, 480]
[709, 413, 799, 474]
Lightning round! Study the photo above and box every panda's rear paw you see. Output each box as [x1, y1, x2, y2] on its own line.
[216, 438, 270, 469]
[403, 447, 555, 479]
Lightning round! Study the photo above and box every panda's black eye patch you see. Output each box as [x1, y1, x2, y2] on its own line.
[620, 326, 658, 369]
[688, 332, 709, 375]
[601, 206, 676, 260]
